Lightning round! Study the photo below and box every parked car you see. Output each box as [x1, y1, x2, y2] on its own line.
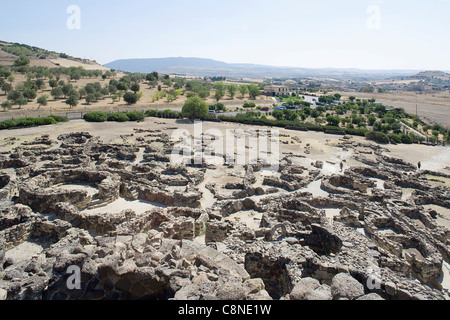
[260, 107, 270, 112]
[286, 106, 299, 110]
[274, 106, 285, 111]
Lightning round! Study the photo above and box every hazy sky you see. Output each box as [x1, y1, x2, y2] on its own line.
[1, 0, 449, 70]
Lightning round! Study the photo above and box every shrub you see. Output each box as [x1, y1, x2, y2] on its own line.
[145, 110, 159, 117]
[366, 131, 390, 144]
[126, 111, 145, 121]
[49, 115, 70, 123]
[409, 133, 425, 143]
[33, 117, 58, 126]
[345, 127, 368, 137]
[84, 111, 108, 122]
[0, 116, 67, 130]
[107, 112, 130, 122]
[159, 109, 180, 118]
[400, 134, 413, 144]
[388, 133, 402, 144]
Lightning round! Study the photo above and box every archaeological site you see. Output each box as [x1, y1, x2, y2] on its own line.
[0, 118, 449, 301]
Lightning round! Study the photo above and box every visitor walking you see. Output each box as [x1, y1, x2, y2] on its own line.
[417, 161, 421, 170]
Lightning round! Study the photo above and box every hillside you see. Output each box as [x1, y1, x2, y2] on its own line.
[0, 41, 108, 71]
[412, 71, 450, 81]
[104, 57, 419, 80]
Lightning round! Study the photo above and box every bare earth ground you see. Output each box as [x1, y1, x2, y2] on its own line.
[338, 91, 450, 127]
[2, 117, 450, 297]
[2, 118, 449, 233]
[0, 75, 274, 120]
[1, 118, 449, 172]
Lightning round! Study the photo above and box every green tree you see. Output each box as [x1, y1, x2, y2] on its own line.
[239, 85, 249, 99]
[198, 89, 210, 100]
[146, 73, 157, 82]
[116, 82, 129, 91]
[51, 87, 64, 100]
[49, 79, 58, 89]
[13, 55, 30, 67]
[283, 109, 298, 121]
[108, 85, 118, 95]
[37, 95, 48, 108]
[61, 84, 74, 98]
[151, 71, 159, 80]
[214, 82, 226, 102]
[111, 94, 119, 103]
[130, 83, 140, 93]
[248, 84, 261, 99]
[1, 83, 12, 95]
[7, 90, 23, 103]
[66, 95, 79, 109]
[326, 115, 341, 127]
[1, 101, 12, 111]
[16, 97, 28, 109]
[35, 79, 45, 91]
[85, 93, 96, 105]
[78, 88, 87, 99]
[23, 88, 37, 101]
[101, 87, 110, 97]
[163, 78, 172, 87]
[361, 85, 375, 93]
[311, 109, 320, 118]
[70, 71, 82, 82]
[243, 102, 256, 109]
[123, 92, 139, 105]
[227, 84, 238, 99]
[272, 110, 284, 120]
[182, 96, 209, 120]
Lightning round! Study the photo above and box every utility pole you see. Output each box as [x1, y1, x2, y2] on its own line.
[416, 93, 418, 117]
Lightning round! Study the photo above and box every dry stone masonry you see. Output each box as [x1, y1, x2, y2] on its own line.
[0, 130, 449, 300]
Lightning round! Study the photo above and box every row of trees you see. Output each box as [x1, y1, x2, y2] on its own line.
[1, 74, 143, 111]
[176, 82, 259, 102]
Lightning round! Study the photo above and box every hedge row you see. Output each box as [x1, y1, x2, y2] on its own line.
[84, 111, 145, 123]
[144, 110, 181, 119]
[0, 115, 69, 130]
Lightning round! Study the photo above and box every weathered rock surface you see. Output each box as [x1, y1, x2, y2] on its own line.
[331, 273, 365, 300]
[0, 131, 448, 301]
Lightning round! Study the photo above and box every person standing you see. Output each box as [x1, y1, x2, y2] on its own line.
[418, 161, 421, 170]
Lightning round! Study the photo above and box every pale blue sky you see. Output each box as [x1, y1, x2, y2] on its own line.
[0, 0, 449, 70]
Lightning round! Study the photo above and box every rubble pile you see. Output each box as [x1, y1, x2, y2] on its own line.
[0, 131, 449, 300]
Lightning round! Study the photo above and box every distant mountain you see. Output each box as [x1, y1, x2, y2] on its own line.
[104, 57, 419, 80]
[409, 70, 450, 81]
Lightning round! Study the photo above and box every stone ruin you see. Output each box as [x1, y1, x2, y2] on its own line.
[0, 130, 449, 300]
